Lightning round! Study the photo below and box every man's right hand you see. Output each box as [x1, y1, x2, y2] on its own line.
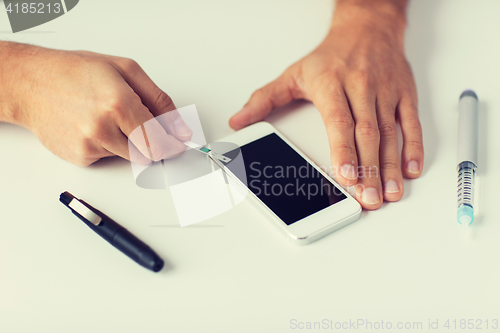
[0, 42, 192, 166]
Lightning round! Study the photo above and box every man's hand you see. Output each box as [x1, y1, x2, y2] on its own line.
[229, 0, 423, 210]
[0, 42, 192, 166]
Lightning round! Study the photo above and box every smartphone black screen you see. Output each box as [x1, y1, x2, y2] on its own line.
[226, 133, 347, 225]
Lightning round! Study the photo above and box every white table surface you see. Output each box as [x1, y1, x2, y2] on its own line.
[1, 1, 500, 332]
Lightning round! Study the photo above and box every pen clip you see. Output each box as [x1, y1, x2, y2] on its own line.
[68, 198, 102, 226]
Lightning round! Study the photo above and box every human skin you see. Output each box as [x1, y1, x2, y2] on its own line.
[0, 42, 192, 166]
[229, 0, 423, 210]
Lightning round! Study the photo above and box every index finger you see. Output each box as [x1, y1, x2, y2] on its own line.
[111, 57, 193, 142]
[118, 94, 186, 162]
[310, 76, 358, 184]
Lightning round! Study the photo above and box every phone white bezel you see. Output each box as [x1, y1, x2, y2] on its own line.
[212, 122, 361, 245]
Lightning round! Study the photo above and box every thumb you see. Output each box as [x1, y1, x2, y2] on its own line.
[229, 68, 301, 130]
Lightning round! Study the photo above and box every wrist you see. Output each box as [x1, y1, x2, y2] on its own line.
[332, 0, 408, 47]
[0, 42, 14, 123]
[0, 42, 39, 127]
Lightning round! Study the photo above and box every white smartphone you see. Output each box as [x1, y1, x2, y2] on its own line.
[210, 122, 361, 245]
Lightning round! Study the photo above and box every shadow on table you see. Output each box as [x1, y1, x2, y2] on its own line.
[404, 0, 441, 197]
[472, 99, 489, 228]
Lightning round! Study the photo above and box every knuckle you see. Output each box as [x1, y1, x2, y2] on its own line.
[351, 70, 373, 90]
[313, 71, 341, 94]
[316, 71, 338, 85]
[118, 57, 140, 72]
[378, 122, 398, 138]
[311, 71, 350, 109]
[405, 139, 424, 151]
[380, 100, 396, 115]
[324, 111, 354, 128]
[249, 87, 274, 111]
[74, 140, 95, 158]
[355, 120, 380, 139]
[379, 74, 393, 88]
[251, 87, 266, 101]
[380, 160, 399, 171]
[154, 90, 174, 112]
[332, 142, 356, 158]
[103, 95, 128, 122]
[399, 96, 419, 113]
[81, 123, 101, 140]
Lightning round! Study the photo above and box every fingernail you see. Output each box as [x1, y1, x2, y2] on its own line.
[340, 164, 357, 180]
[384, 180, 400, 193]
[407, 160, 420, 174]
[173, 117, 192, 137]
[361, 187, 380, 205]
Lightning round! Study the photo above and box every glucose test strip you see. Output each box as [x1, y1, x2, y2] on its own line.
[183, 141, 232, 163]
